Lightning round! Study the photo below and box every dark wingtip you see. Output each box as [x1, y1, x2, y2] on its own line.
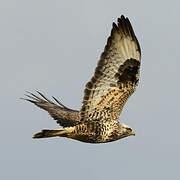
[121, 15, 126, 20]
[20, 97, 36, 103]
[22, 91, 53, 104]
[35, 90, 52, 103]
[52, 96, 68, 109]
[117, 15, 141, 56]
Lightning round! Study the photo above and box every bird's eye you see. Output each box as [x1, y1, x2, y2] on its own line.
[126, 127, 132, 131]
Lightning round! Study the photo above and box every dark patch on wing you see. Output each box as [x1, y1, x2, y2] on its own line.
[115, 58, 140, 85]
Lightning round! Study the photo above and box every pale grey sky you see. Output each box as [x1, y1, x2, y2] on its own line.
[0, 0, 180, 179]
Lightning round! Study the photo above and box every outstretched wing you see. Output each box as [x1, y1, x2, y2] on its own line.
[80, 15, 141, 122]
[23, 91, 80, 127]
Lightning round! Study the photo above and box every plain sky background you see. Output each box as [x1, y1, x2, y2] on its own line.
[0, 0, 180, 179]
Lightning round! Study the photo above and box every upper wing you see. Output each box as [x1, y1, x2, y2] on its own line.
[23, 91, 80, 127]
[80, 15, 141, 122]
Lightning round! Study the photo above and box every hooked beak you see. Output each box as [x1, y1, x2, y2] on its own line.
[130, 130, 135, 136]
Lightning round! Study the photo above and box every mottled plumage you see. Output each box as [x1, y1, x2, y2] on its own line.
[23, 15, 141, 143]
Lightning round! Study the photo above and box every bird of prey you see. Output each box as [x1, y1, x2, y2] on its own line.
[23, 15, 141, 143]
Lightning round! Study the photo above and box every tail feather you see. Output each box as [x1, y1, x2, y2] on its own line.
[33, 129, 67, 139]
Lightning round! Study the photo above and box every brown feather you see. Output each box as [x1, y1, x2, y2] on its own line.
[23, 91, 80, 127]
[24, 15, 141, 143]
[80, 15, 141, 123]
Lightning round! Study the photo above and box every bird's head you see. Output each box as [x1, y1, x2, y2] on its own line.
[119, 123, 135, 137]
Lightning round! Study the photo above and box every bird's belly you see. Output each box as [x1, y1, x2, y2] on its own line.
[68, 121, 120, 143]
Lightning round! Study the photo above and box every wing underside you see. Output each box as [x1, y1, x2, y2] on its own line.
[80, 15, 141, 122]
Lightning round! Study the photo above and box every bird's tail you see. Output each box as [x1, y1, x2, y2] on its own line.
[33, 129, 68, 139]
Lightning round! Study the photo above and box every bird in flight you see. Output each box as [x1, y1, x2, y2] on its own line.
[23, 15, 141, 143]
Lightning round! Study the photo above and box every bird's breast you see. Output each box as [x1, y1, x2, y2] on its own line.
[70, 121, 120, 143]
